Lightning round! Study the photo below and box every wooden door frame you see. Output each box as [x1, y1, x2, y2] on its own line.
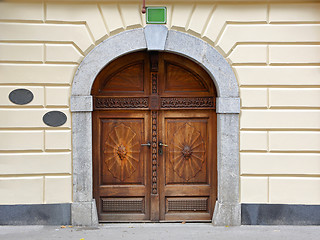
[70, 26, 240, 226]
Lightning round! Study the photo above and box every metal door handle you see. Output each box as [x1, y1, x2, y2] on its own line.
[141, 142, 151, 147]
[159, 142, 168, 147]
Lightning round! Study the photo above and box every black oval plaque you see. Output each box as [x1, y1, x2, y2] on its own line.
[9, 89, 34, 105]
[43, 111, 67, 127]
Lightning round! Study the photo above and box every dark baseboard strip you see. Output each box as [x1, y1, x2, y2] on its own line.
[242, 204, 320, 225]
[0, 203, 71, 225]
[1, 203, 319, 225]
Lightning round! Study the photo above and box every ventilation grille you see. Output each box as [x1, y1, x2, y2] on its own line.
[167, 198, 208, 212]
[102, 198, 144, 213]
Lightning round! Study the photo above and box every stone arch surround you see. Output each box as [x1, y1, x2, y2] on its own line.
[71, 25, 240, 226]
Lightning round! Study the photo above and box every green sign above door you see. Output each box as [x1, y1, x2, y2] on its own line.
[146, 7, 167, 24]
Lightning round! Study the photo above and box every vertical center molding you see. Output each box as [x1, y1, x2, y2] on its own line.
[150, 51, 159, 94]
[151, 111, 158, 194]
[150, 51, 159, 195]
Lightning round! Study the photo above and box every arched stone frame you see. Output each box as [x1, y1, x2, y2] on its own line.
[70, 26, 240, 226]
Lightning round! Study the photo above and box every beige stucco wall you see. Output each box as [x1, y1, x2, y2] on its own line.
[0, 0, 320, 205]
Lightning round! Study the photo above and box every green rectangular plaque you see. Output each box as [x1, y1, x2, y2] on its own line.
[146, 7, 167, 24]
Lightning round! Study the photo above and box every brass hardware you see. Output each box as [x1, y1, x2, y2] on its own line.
[141, 142, 151, 147]
[159, 142, 168, 147]
[158, 141, 167, 155]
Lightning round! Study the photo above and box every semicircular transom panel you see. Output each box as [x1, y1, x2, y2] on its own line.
[101, 62, 144, 93]
[165, 62, 209, 93]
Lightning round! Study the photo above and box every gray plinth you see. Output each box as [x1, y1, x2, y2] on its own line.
[71, 26, 240, 226]
[72, 200, 98, 226]
[213, 201, 241, 226]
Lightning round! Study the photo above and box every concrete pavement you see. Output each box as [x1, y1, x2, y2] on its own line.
[1, 223, 320, 240]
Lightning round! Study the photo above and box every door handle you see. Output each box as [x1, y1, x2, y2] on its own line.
[158, 141, 167, 155]
[159, 142, 168, 147]
[141, 142, 151, 147]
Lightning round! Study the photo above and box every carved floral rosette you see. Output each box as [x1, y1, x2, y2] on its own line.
[104, 123, 140, 181]
[169, 123, 206, 181]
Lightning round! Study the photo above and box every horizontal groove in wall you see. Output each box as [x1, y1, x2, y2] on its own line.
[44, 150, 71, 153]
[44, 61, 81, 65]
[241, 107, 320, 110]
[0, 108, 70, 111]
[269, 21, 320, 25]
[226, 23, 320, 27]
[0, 83, 71, 87]
[239, 85, 320, 88]
[225, 21, 268, 25]
[240, 129, 320, 131]
[268, 107, 320, 110]
[241, 174, 320, 177]
[236, 42, 320, 46]
[0, 63, 78, 67]
[268, 150, 320, 153]
[44, 106, 69, 109]
[232, 63, 268, 66]
[0, 106, 46, 109]
[240, 129, 320, 132]
[0, 61, 79, 65]
[0, 61, 44, 64]
[240, 150, 320, 154]
[0, 20, 44, 24]
[0, 150, 45, 153]
[269, 63, 320, 66]
[239, 150, 269, 153]
[0, 128, 71, 131]
[241, 108, 320, 110]
[0, 106, 69, 109]
[234, 63, 320, 67]
[240, 107, 269, 109]
[44, 20, 87, 25]
[0, 21, 86, 26]
[0, 173, 72, 178]
[240, 109, 320, 111]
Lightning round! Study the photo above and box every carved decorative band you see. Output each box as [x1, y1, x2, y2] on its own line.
[94, 97, 149, 109]
[151, 111, 158, 195]
[152, 73, 158, 94]
[161, 97, 215, 109]
[94, 97, 215, 110]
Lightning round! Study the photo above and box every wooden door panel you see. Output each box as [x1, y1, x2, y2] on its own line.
[93, 111, 151, 221]
[159, 110, 216, 221]
[99, 186, 146, 196]
[101, 118, 144, 185]
[164, 185, 211, 196]
[165, 118, 208, 184]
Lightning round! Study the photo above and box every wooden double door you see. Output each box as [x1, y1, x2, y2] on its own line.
[92, 51, 217, 222]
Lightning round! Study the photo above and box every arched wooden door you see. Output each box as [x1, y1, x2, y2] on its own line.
[92, 51, 217, 222]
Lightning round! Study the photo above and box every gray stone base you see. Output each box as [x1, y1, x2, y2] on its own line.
[72, 200, 98, 226]
[212, 201, 241, 226]
[242, 204, 320, 225]
[0, 203, 71, 225]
